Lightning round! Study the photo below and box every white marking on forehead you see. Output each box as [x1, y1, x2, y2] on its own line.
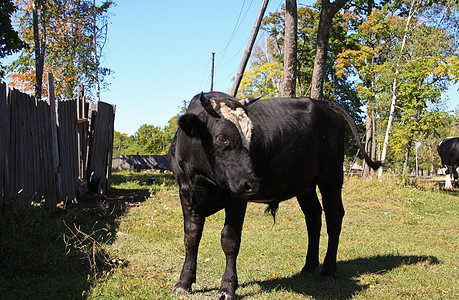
[210, 100, 253, 149]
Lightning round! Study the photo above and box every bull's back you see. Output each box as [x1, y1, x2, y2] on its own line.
[438, 137, 459, 166]
[246, 98, 345, 201]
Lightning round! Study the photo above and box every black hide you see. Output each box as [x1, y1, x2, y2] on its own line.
[438, 137, 459, 179]
[168, 92, 381, 299]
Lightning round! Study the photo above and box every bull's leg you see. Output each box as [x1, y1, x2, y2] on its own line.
[453, 165, 459, 187]
[216, 199, 247, 300]
[319, 182, 344, 279]
[453, 165, 459, 180]
[297, 190, 322, 274]
[172, 194, 205, 294]
[445, 167, 453, 190]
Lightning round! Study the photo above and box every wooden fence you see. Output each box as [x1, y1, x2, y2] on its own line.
[0, 79, 115, 210]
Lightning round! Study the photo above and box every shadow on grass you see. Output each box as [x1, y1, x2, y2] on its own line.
[191, 255, 439, 299]
[439, 188, 459, 197]
[240, 255, 439, 299]
[0, 187, 151, 300]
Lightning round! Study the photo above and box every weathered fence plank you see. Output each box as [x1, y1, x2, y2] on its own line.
[76, 85, 90, 195]
[87, 101, 115, 194]
[38, 100, 58, 208]
[48, 73, 61, 205]
[1, 79, 115, 210]
[58, 100, 79, 204]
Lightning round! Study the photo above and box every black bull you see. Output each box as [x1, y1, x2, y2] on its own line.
[438, 137, 459, 184]
[168, 92, 381, 299]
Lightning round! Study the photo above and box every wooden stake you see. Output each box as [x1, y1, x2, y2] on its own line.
[48, 72, 61, 205]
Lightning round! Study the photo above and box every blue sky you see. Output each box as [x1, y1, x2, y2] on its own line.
[4, 0, 457, 135]
[100, 0, 290, 135]
[100, 1, 458, 136]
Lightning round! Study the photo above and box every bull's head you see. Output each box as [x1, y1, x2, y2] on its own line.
[178, 92, 260, 197]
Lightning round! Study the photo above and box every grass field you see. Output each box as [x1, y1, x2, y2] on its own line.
[1, 171, 458, 299]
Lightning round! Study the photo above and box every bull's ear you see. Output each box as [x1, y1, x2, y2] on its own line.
[178, 114, 206, 137]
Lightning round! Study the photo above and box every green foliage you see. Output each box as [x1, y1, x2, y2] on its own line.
[113, 112, 180, 156]
[0, 0, 25, 76]
[237, 5, 365, 158]
[6, 0, 114, 99]
[336, 1, 459, 173]
[112, 131, 137, 155]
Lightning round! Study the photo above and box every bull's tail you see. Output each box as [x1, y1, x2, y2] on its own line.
[322, 101, 382, 170]
[265, 200, 280, 224]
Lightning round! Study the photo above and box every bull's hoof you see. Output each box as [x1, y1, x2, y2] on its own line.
[216, 291, 234, 300]
[301, 264, 318, 276]
[171, 286, 191, 295]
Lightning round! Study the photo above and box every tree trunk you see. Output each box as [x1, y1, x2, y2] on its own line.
[371, 108, 376, 164]
[280, 0, 297, 98]
[310, 0, 348, 100]
[402, 133, 414, 175]
[33, 1, 46, 100]
[362, 109, 375, 178]
[377, 0, 418, 178]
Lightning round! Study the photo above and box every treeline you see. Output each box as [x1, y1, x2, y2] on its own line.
[1, 0, 113, 100]
[113, 114, 179, 156]
[237, 0, 459, 175]
[113, 0, 459, 176]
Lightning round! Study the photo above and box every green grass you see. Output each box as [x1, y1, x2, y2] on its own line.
[1, 172, 458, 299]
[90, 174, 458, 299]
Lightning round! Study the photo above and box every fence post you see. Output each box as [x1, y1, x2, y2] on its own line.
[87, 101, 115, 194]
[76, 84, 90, 196]
[48, 73, 61, 207]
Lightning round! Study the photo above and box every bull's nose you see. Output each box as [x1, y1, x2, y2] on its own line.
[243, 179, 260, 195]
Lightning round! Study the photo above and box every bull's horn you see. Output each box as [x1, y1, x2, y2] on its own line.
[239, 96, 262, 107]
[199, 92, 220, 118]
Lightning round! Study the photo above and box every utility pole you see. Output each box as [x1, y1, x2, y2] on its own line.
[231, 0, 269, 97]
[210, 52, 215, 92]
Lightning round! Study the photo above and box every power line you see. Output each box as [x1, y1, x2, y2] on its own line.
[213, 0, 285, 89]
[198, 54, 212, 92]
[217, 0, 255, 66]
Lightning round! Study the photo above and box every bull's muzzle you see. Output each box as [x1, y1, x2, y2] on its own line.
[243, 179, 260, 196]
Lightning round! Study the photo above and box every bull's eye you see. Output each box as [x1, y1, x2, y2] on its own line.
[216, 135, 230, 146]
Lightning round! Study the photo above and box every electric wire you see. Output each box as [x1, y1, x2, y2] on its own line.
[217, 0, 254, 66]
[198, 55, 212, 92]
[213, 0, 285, 90]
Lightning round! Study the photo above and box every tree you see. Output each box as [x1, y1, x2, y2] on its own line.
[238, 4, 365, 158]
[336, 7, 393, 177]
[32, 0, 46, 100]
[0, 0, 25, 77]
[337, 0, 459, 176]
[7, 0, 113, 100]
[310, 0, 349, 100]
[280, 0, 297, 97]
[377, 0, 459, 177]
[376, 0, 417, 177]
[113, 131, 137, 155]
